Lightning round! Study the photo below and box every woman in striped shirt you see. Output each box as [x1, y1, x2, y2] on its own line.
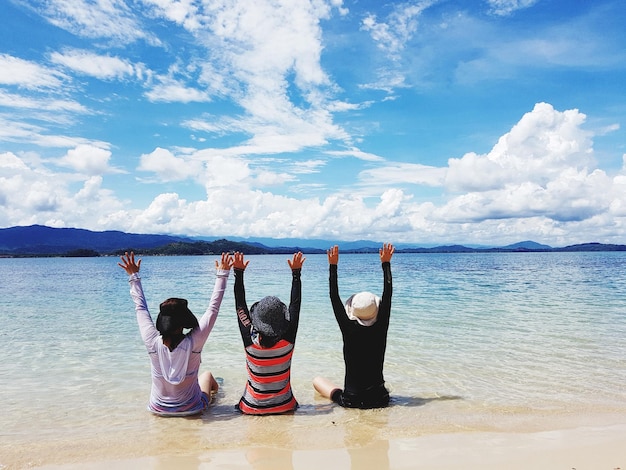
[233, 251, 305, 414]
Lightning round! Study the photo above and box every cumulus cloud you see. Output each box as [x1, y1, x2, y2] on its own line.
[436, 103, 612, 227]
[446, 103, 593, 191]
[138, 147, 204, 182]
[137, 146, 298, 191]
[56, 144, 115, 175]
[3, 100, 623, 246]
[194, 151, 252, 189]
[0, 151, 123, 229]
[121, 100, 612, 240]
[1, 151, 29, 169]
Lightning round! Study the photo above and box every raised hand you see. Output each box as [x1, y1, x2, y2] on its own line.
[379, 243, 395, 263]
[118, 251, 141, 275]
[215, 252, 234, 271]
[327, 245, 339, 265]
[288, 251, 306, 270]
[233, 251, 250, 271]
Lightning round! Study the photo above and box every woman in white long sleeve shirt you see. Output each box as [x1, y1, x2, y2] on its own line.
[118, 251, 233, 416]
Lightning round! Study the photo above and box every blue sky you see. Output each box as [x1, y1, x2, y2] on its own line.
[1, 0, 625, 246]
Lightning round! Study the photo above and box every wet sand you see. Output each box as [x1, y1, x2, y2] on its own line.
[4, 391, 624, 470]
[25, 424, 626, 470]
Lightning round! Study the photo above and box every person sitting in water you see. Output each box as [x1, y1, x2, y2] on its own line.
[232, 251, 305, 415]
[313, 243, 394, 409]
[118, 251, 233, 416]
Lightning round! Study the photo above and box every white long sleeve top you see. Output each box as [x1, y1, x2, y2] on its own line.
[128, 269, 229, 415]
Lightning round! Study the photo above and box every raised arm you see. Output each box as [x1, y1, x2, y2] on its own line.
[378, 243, 394, 324]
[284, 252, 305, 342]
[118, 252, 158, 346]
[328, 246, 345, 324]
[192, 253, 234, 347]
[233, 252, 252, 346]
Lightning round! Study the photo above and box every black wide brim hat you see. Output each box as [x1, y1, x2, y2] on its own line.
[250, 295, 289, 339]
[156, 298, 199, 335]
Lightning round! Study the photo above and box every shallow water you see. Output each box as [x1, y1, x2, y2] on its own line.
[1, 252, 626, 468]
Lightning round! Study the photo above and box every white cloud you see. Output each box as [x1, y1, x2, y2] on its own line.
[359, 162, 445, 187]
[486, 0, 540, 16]
[609, 156, 626, 217]
[0, 91, 87, 113]
[361, 1, 434, 57]
[56, 144, 115, 175]
[143, 0, 349, 153]
[144, 80, 212, 103]
[433, 103, 613, 228]
[290, 159, 326, 174]
[50, 49, 138, 80]
[138, 147, 204, 181]
[183, 116, 236, 134]
[0, 54, 66, 90]
[30, 0, 153, 44]
[446, 103, 594, 192]
[134, 192, 186, 227]
[138, 146, 298, 191]
[194, 150, 251, 189]
[0, 116, 111, 149]
[0, 151, 30, 171]
[0, 151, 123, 229]
[326, 148, 385, 162]
[141, 0, 201, 30]
[374, 188, 407, 218]
[5, 100, 622, 246]
[254, 170, 295, 187]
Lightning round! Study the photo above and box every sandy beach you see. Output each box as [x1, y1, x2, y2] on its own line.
[4, 390, 625, 470]
[15, 422, 626, 470]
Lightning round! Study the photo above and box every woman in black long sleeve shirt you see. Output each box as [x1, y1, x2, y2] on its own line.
[313, 243, 394, 409]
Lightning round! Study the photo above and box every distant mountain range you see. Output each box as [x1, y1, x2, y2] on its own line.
[0, 225, 191, 255]
[1, 225, 625, 257]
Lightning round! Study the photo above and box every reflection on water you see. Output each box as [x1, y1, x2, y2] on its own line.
[246, 447, 294, 470]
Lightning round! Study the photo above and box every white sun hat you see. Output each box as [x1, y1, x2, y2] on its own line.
[345, 291, 380, 326]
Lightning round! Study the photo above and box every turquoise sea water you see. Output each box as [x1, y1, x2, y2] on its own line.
[2, 252, 626, 468]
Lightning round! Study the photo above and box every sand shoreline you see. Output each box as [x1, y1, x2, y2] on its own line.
[3, 423, 621, 470]
[4, 392, 626, 469]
